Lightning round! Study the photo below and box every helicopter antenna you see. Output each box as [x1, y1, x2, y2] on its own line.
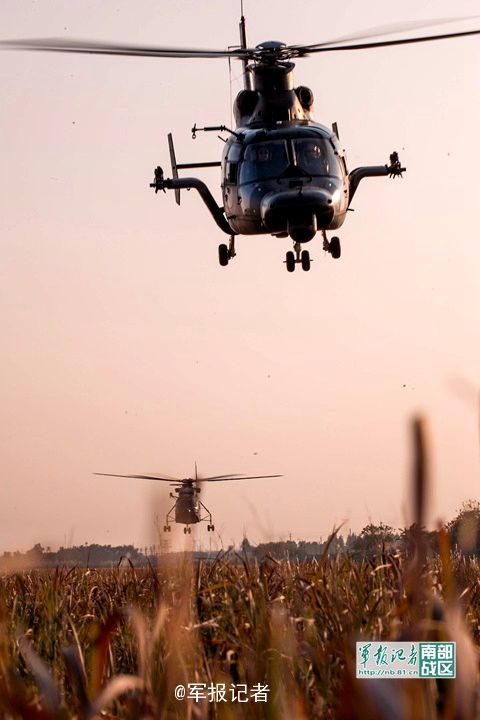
[228, 54, 233, 127]
[239, 1, 252, 90]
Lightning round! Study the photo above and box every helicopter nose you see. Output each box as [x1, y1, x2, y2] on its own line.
[260, 187, 335, 236]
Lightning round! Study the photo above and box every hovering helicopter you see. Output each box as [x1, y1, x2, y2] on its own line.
[94, 468, 281, 534]
[2, 17, 479, 271]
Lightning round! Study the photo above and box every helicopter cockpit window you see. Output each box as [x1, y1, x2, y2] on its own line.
[226, 161, 238, 184]
[227, 143, 242, 163]
[224, 142, 242, 184]
[295, 139, 339, 177]
[239, 141, 289, 184]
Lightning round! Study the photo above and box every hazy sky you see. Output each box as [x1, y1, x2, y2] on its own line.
[1, 0, 480, 552]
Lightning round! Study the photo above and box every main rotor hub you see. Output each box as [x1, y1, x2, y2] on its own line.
[255, 41, 287, 52]
[254, 41, 291, 64]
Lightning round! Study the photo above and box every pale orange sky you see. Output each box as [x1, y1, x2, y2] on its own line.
[1, 0, 480, 552]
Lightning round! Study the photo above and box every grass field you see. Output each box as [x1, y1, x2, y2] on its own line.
[0, 544, 478, 719]
[0, 418, 478, 719]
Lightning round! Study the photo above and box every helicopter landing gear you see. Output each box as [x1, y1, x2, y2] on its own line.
[301, 249, 311, 271]
[218, 243, 229, 266]
[323, 232, 341, 259]
[218, 235, 236, 267]
[183, 526, 192, 535]
[199, 501, 214, 531]
[330, 237, 341, 259]
[164, 503, 176, 531]
[285, 243, 311, 272]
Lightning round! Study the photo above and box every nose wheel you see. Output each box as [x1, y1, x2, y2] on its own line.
[301, 250, 311, 271]
[285, 243, 311, 272]
[183, 526, 192, 535]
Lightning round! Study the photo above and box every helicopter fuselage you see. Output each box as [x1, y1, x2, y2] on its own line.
[174, 487, 201, 524]
[222, 123, 348, 243]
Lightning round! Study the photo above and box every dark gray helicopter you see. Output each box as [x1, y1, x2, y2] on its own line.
[95, 467, 281, 534]
[2, 17, 479, 271]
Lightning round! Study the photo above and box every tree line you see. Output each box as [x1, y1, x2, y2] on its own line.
[1, 500, 479, 567]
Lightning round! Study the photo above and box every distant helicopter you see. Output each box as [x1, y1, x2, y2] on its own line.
[2, 18, 479, 271]
[95, 468, 281, 534]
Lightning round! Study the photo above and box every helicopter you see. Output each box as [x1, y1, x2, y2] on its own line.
[94, 468, 282, 534]
[2, 18, 479, 272]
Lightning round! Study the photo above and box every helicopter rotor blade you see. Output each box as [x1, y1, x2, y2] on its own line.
[197, 473, 247, 481]
[201, 474, 283, 482]
[94, 472, 181, 482]
[0, 37, 247, 59]
[292, 15, 480, 51]
[299, 27, 480, 55]
[94, 470, 276, 483]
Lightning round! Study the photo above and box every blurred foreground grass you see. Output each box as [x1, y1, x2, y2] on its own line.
[0, 544, 479, 719]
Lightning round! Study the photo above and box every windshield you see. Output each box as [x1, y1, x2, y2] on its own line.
[239, 141, 289, 183]
[293, 139, 339, 177]
[239, 138, 340, 184]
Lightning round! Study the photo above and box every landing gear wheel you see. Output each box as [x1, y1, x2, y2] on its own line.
[330, 237, 341, 259]
[207, 524, 215, 532]
[286, 251, 295, 272]
[163, 525, 168, 533]
[218, 243, 229, 266]
[301, 249, 310, 271]
[183, 527, 187, 534]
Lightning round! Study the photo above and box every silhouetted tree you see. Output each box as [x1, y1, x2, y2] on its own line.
[447, 500, 480, 554]
[347, 522, 398, 559]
